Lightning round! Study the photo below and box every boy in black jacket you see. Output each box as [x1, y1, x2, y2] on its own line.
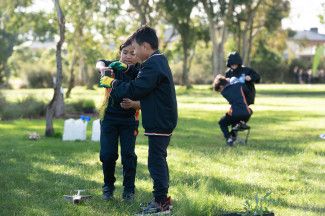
[213, 75, 252, 146]
[225, 51, 260, 105]
[99, 26, 177, 214]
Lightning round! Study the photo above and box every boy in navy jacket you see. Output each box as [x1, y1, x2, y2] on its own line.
[213, 75, 252, 146]
[99, 26, 177, 214]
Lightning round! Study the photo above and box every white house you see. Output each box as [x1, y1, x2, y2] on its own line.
[286, 28, 325, 60]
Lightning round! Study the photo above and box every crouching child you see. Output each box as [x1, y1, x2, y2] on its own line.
[213, 75, 252, 146]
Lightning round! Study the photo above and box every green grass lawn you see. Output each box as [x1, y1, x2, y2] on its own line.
[1, 84, 325, 216]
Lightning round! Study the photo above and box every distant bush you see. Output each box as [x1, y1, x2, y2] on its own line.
[1, 104, 22, 120]
[0, 96, 46, 120]
[65, 99, 96, 114]
[251, 40, 289, 83]
[17, 96, 46, 118]
[0, 92, 6, 113]
[82, 99, 96, 113]
[27, 70, 53, 88]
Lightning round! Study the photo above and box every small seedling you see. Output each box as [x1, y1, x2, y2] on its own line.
[242, 191, 274, 216]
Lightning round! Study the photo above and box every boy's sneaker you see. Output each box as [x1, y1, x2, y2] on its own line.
[233, 121, 250, 131]
[137, 197, 172, 215]
[102, 186, 114, 201]
[226, 137, 234, 146]
[122, 191, 135, 202]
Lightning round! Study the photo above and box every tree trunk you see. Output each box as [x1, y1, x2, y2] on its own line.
[45, 0, 65, 137]
[237, 21, 241, 54]
[202, 0, 219, 78]
[217, 26, 227, 75]
[66, 51, 77, 98]
[202, 0, 232, 77]
[182, 42, 190, 88]
[208, 22, 219, 77]
[129, 0, 149, 26]
[241, 0, 263, 65]
[246, 17, 254, 66]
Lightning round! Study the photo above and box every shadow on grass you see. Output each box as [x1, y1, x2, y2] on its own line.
[0, 137, 154, 215]
[169, 112, 317, 156]
[0, 108, 323, 215]
[257, 90, 325, 98]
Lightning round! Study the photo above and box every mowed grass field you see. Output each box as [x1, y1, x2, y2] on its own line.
[0, 84, 324, 216]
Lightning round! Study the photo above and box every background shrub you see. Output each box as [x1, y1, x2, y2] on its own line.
[0, 95, 46, 120]
[82, 99, 96, 113]
[65, 99, 96, 114]
[26, 70, 53, 88]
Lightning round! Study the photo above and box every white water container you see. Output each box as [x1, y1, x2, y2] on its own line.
[62, 118, 88, 141]
[62, 119, 75, 141]
[91, 119, 101, 142]
[75, 119, 87, 141]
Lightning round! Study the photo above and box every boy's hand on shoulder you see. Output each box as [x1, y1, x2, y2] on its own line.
[245, 75, 252, 81]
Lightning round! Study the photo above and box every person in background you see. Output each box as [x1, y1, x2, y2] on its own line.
[225, 51, 260, 105]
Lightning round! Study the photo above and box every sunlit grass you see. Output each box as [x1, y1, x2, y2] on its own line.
[1, 84, 325, 215]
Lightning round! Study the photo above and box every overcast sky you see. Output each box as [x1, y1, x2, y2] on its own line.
[31, 0, 325, 34]
[282, 0, 325, 33]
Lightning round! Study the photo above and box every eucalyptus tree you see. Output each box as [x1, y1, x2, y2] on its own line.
[230, 0, 289, 66]
[199, 0, 234, 77]
[160, 0, 198, 88]
[129, 0, 153, 26]
[45, 0, 65, 136]
[64, 0, 123, 96]
[0, 0, 55, 86]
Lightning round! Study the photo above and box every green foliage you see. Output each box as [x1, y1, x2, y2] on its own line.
[1, 103, 23, 120]
[0, 96, 46, 120]
[251, 39, 288, 83]
[17, 96, 46, 118]
[263, 0, 290, 32]
[312, 45, 325, 75]
[243, 192, 274, 216]
[0, 91, 6, 114]
[0, 95, 97, 120]
[0, 29, 17, 85]
[26, 70, 53, 88]
[0, 0, 56, 85]
[82, 99, 96, 113]
[8, 48, 57, 88]
[66, 98, 96, 114]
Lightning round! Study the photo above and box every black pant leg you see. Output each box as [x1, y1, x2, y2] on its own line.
[100, 120, 119, 190]
[219, 114, 233, 139]
[119, 123, 138, 193]
[148, 136, 170, 203]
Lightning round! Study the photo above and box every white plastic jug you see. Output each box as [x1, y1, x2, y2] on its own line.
[62, 118, 88, 141]
[91, 119, 101, 142]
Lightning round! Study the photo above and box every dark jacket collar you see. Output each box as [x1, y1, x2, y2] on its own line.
[143, 50, 161, 64]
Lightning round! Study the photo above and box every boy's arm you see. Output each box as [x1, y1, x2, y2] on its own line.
[125, 63, 140, 79]
[225, 69, 232, 78]
[111, 63, 159, 100]
[247, 68, 260, 83]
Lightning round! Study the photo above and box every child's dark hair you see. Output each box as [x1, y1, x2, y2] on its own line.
[213, 75, 229, 91]
[131, 25, 159, 50]
[119, 36, 133, 51]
